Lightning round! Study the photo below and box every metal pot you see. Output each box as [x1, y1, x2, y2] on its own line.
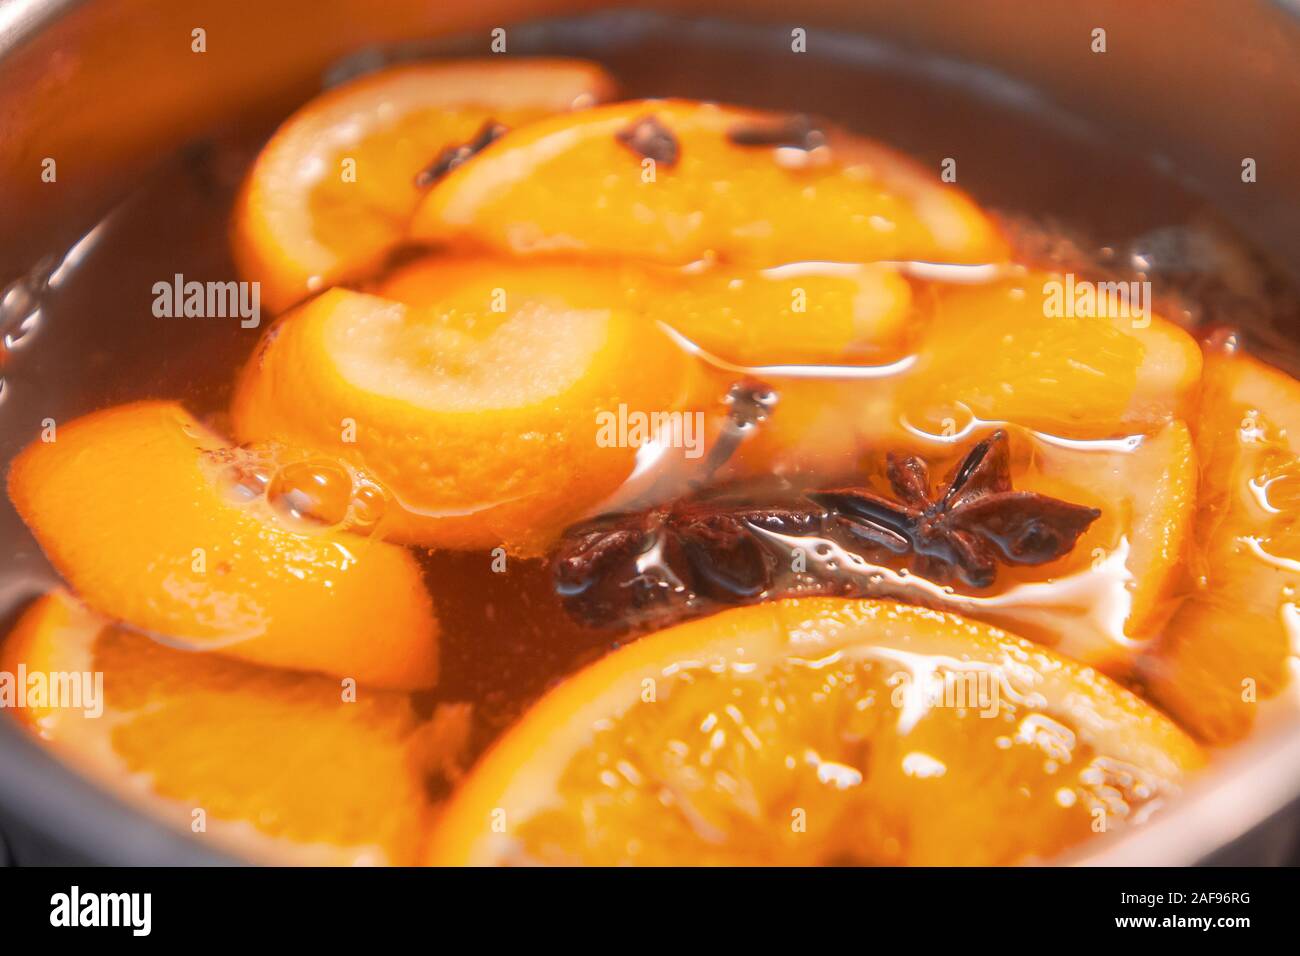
[1, 0, 1299, 865]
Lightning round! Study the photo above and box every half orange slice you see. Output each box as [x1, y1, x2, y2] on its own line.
[428, 598, 1201, 865]
[901, 271, 1203, 439]
[410, 99, 1007, 267]
[7, 401, 438, 689]
[2, 591, 433, 864]
[232, 58, 616, 313]
[232, 278, 694, 554]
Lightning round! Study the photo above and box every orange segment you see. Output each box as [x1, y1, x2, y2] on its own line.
[1141, 351, 1300, 743]
[2, 591, 432, 864]
[7, 401, 437, 690]
[428, 598, 1201, 866]
[232, 279, 694, 555]
[232, 58, 616, 313]
[383, 254, 916, 368]
[901, 271, 1202, 439]
[643, 261, 915, 367]
[410, 99, 1007, 267]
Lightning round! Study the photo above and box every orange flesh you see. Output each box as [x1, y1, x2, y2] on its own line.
[2, 592, 432, 865]
[231, 279, 695, 555]
[411, 99, 1008, 267]
[1141, 351, 1300, 743]
[7, 401, 439, 689]
[428, 599, 1201, 866]
[901, 271, 1202, 439]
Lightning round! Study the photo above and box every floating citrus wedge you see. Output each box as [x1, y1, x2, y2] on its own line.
[410, 99, 1007, 267]
[232, 280, 694, 554]
[1, 591, 432, 864]
[428, 598, 1201, 866]
[7, 401, 437, 689]
[232, 58, 616, 313]
[1141, 351, 1300, 743]
[901, 271, 1202, 439]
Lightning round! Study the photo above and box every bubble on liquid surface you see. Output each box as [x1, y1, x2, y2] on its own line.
[268, 459, 354, 531]
[216, 461, 272, 504]
[348, 479, 388, 532]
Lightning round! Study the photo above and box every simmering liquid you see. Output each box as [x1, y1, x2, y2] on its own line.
[3, 13, 1299, 864]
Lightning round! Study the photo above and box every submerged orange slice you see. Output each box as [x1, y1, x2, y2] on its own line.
[428, 598, 1201, 866]
[7, 401, 437, 689]
[901, 271, 1202, 439]
[2, 591, 432, 864]
[410, 99, 1007, 267]
[232, 277, 694, 554]
[232, 58, 616, 313]
[1142, 351, 1300, 743]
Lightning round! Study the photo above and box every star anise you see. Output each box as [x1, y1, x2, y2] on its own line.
[810, 430, 1101, 588]
[554, 498, 825, 629]
[414, 119, 508, 188]
[552, 430, 1100, 629]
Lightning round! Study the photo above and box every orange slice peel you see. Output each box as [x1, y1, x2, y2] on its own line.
[233, 274, 695, 554]
[231, 58, 617, 313]
[7, 400, 438, 689]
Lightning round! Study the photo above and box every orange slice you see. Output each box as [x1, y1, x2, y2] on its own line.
[1141, 351, 1300, 743]
[2, 591, 432, 864]
[378, 256, 916, 501]
[232, 279, 694, 554]
[7, 401, 437, 689]
[383, 255, 916, 369]
[901, 271, 1202, 439]
[410, 99, 1007, 267]
[428, 598, 1201, 866]
[232, 58, 616, 313]
[643, 261, 915, 367]
[1123, 420, 1198, 637]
